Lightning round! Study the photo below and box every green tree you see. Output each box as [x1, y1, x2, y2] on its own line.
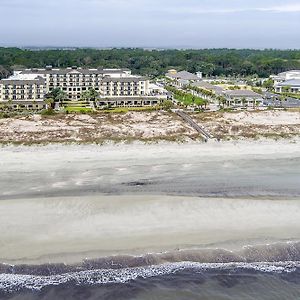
[45, 98, 54, 109]
[46, 88, 67, 103]
[81, 88, 99, 101]
[161, 100, 174, 111]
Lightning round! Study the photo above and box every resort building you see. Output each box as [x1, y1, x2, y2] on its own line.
[272, 70, 300, 93]
[222, 90, 263, 108]
[271, 70, 300, 85]
[0, 66, 165, 109]
[0, 76, 46, 110]
[165, 70, 202, 87]
[191, 81, 224, 97]
[274, 79, 300, 94]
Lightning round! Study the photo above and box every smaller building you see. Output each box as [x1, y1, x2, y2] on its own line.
[275, 79, 300, 94]
[191, 81, 224, 96]
[271, 70, 300, 93]
[148, 83, 168, 98]
[167, 69, 177, 75]
[223, 90, 263, 108]
[271, 70, 300, 85]
[165, 70, 201, 87]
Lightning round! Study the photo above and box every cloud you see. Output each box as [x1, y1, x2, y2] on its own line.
[158, 1, 300, 15]
[0, 0, 299, 48]
[260, 3, 300, 12]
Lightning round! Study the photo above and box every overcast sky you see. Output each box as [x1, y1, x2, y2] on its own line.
[0, 0, 299, 49]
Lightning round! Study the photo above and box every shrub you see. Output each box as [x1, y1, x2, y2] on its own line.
[41, 109, 56, 116]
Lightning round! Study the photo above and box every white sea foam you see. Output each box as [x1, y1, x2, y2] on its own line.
[1, 261, 299, 293]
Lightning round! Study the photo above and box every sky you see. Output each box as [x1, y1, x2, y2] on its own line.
[0, 0, 299, 49]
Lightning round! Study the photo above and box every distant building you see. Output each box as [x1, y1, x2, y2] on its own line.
[222, 90, 263, 108]
[165, 70, 202, 87]
[191, 81, 224, 96]
[0, 67, 166, 109]
[274, 79, 300, 94]
[271, 70, 300, 84]
[167, 69, 177, 75]
[271, 70, 300, 93]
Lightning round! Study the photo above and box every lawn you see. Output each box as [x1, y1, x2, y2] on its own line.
[101, 106, 159, 113]
[65, 107, 94, 113]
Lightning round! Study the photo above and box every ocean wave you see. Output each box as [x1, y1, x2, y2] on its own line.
[0, 261, 300, 293]
[1, 241, 300, 293]
[2, 241, 300, 277]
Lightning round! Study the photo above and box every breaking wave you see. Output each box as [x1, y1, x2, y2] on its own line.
[1, 241, 300, 293]
[1, 261, 300, 293]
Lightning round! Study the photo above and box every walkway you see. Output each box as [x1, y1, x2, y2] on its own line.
[175, 110, 213, 141]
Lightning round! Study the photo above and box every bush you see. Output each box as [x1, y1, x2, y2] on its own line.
[41, 109, 56, 115]
[161, 100, 174, 111]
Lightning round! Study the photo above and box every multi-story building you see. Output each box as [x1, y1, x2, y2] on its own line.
[0, 76, 46, 110]
[0, 66, 165, 109]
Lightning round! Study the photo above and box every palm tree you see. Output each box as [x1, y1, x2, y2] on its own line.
[81, 88, 99, 102]
[46, 88, 67, 104]
[45, 98, 54, 109]
[241, 97, 247, 108]
[81, 90, 91, 102]
[88, 88, 99, 101]
[55, 90, 67, 103]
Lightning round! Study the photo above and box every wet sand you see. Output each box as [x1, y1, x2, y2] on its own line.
[0, 140, 300, 265]
[0, 195, 300, 265]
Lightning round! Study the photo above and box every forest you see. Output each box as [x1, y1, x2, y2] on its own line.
[1, 47, 300, 79]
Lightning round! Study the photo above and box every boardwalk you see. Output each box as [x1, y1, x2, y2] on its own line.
[175, 110, 213, 140]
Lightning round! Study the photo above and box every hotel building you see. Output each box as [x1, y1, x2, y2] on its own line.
[0, 66, 165, 109]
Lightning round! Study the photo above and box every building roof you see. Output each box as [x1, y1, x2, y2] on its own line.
[166, 70, 199, 81]
[223, 90, 262, 98]
[102, 76, 147, 83]
[19, 68, 131, 76]
[277, 79, 300, 87]
[0, 76, 45, 85]
[278, 70, 300, 76]
[191, 81, 224, 93]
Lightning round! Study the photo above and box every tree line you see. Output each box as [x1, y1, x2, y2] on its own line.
[1, 47, 300, 79]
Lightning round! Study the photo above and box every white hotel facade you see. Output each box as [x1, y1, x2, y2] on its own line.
[0, 66, 165, 109]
